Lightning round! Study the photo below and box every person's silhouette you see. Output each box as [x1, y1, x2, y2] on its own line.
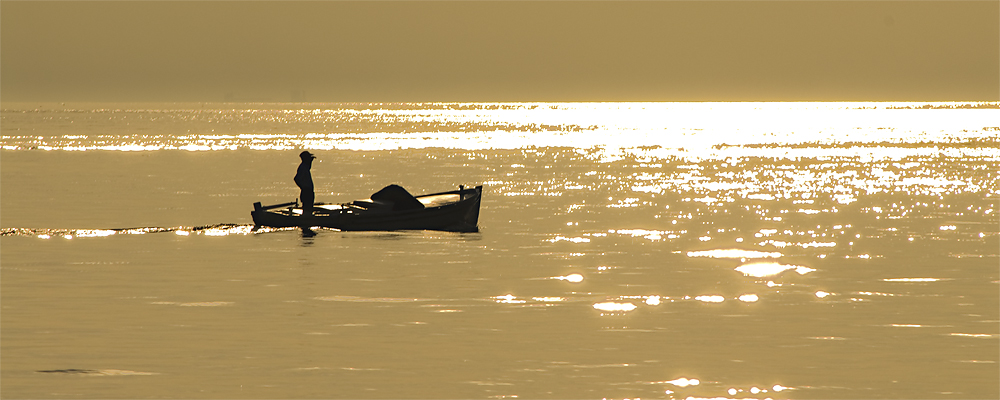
[294, 151, 316, 217]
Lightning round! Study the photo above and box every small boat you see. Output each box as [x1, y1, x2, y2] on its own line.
[251, 185, 483, 232]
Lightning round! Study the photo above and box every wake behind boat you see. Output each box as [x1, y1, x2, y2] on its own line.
[251, 185, 482, 232]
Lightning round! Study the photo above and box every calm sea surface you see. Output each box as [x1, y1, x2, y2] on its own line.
[2, 102, 998, 399]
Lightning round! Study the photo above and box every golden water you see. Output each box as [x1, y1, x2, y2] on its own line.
[2, 102, 997, 398]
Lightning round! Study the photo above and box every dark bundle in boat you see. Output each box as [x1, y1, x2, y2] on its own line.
[252, 185, 482, 232]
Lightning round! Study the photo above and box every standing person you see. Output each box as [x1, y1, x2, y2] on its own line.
[294, 151, 316, 217]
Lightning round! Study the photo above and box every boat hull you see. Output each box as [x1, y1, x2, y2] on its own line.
[251, 186, 482, 232]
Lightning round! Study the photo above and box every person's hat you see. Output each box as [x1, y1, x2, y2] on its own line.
[299, 151, 316, 159]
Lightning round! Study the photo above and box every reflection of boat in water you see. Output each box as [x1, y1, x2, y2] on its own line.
[252, 185, 482, 232]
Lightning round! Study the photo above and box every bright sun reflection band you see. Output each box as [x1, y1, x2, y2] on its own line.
[2, 102, 997, 158]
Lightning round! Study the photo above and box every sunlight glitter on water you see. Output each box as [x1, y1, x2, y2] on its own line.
[737, 294, 759, 303]
[694, 295, 725, 303]
[664, 377, 700, 387]
[2, 101, 998, 398]
[3, 102, 997, 154]
[552, 274, 585, 283]
[592, 302, 638, 312]
[687, 249, 783, 259]
[735, 263, 816, 278]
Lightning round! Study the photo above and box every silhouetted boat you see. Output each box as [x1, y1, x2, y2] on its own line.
[251, 185, 482, 232]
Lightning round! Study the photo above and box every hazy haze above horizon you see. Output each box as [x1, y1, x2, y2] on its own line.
[2, 1, 997, 103]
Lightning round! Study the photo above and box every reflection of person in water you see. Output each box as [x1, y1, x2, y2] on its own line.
[294, 151, 316, 217]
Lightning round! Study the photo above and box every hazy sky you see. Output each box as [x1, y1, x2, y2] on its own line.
[2, 1, 997, 102]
